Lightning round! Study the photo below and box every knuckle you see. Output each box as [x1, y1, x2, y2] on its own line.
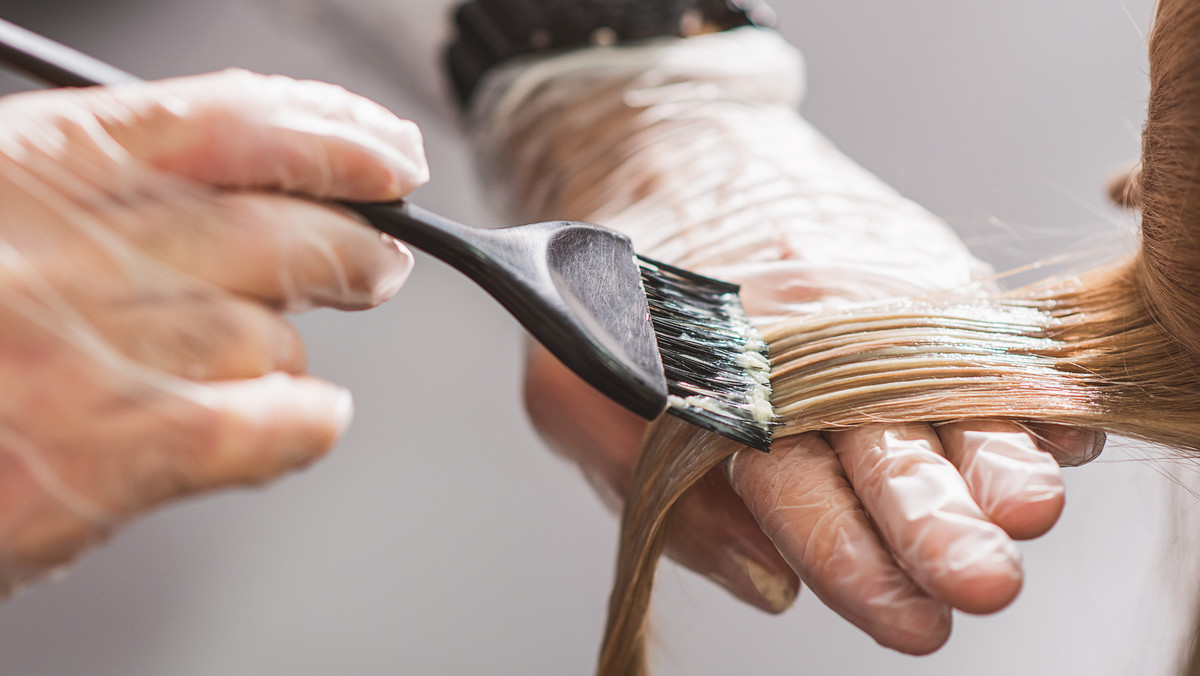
[138, 293, 296, 379]
[194, 69, 273, 111]
[216, 66, 255, 79]
[167, 309, 249, 376]
[192, 70, 292, 126]
[213, 67, 270, 89]
[133, 407, 220, 504]
[291, 78, 356, 111]
[396, 118, 424, 145]
[133, 445, 203, 505]
[194, 400, 279, 488]
[304, 79, 351, 98]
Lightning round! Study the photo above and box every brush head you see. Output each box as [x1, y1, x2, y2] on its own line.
[639, 257, 774, 451]
[520, 225, 776, 450]
[537, 226, 776, 452]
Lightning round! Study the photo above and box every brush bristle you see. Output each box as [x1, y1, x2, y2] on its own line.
[638, 257, 775, 451]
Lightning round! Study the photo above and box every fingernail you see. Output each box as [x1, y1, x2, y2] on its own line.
[381, 155, 430, 196]
[1038, 426, 1105, 467]
[1083, 431, 1107, 465]
[711, 549, 796, 614]
[372, 234, 414, 304]
[744, 557, 798, 613]
[379, 121, 429, 194]
[722, 451, 742, 484]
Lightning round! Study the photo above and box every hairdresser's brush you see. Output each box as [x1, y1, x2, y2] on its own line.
[0, 18, 773, 451]
[345, 202, 774, 450]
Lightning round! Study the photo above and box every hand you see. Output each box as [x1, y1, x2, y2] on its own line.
[0, 69, 428, 594]
[527, 312, 1103, 655]
[480, 27, 1104, 654]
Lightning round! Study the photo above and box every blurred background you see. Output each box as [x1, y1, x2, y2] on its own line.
[0, 0, 1185, 674]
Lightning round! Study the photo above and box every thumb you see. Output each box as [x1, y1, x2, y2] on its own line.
[162, 373, 354, 499]
[91, 69, 429, 200]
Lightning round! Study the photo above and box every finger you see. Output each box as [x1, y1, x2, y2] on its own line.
[1024, 423, 1106, 467]
[12, 238, 310, 379]
[936, 421, 1065, 541]
[7, 86, 416, 311]
[729, 433, 951, 654]
[96, 69, 429, 200]
[9, 175, 414, 311]
[525, 344, 796, 614]
[137, 373, 353, 505]
[827, 424, 1023, 615]
[139, 192, 413, 310]
[81, 287, 307, 380]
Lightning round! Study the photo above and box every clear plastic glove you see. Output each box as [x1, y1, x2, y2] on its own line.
[0, 69, 427, 594]
[479, 29, 1105, 653]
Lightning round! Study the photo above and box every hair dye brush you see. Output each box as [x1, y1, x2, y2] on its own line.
[0, 17, 773, 450]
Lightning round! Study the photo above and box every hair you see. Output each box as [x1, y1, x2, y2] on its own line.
[469, 0, 1200, 673]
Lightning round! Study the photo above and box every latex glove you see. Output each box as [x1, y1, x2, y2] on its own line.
[483, 29, 1105, 654]
[0, 69, 427, 594]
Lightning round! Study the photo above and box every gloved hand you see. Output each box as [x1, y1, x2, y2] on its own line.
[0, 69, 427, 594]
[481, 29, 1105, 654]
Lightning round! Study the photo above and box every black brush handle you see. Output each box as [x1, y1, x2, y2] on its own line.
[345, 200, 546, 298]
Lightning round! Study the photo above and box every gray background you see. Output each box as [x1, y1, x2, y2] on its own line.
[0, 0, 1186, 674]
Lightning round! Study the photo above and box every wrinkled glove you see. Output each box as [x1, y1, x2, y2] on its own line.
[0, 69, 427, 594]
[476, 29, 1104, 654]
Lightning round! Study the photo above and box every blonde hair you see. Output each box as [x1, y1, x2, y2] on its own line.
[469, 1, 1200, 672]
